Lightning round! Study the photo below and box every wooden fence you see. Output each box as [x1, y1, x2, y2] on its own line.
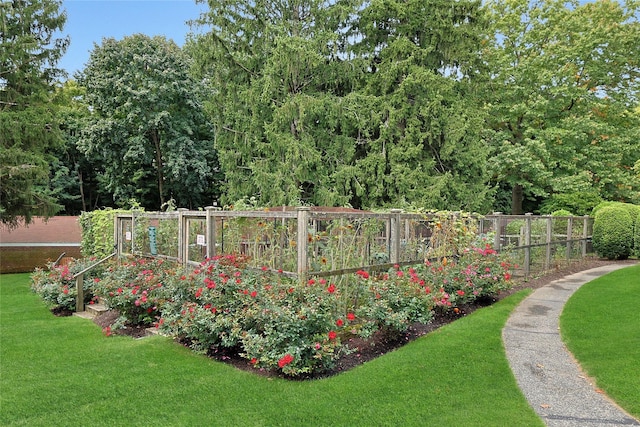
[114, 209, 594, 281]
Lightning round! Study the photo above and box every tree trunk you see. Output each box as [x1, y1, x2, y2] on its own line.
[151, 129, 165, 208]
[511, 183, 524, 215]
[77, 169, 86, 212]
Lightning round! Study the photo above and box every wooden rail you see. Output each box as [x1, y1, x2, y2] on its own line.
[73, 252, 116, 312]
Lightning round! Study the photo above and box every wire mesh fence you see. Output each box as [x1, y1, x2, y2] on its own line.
[115, 209, 594, 281]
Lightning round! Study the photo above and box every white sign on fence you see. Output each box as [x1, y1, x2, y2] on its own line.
[196, 234, 206, 246]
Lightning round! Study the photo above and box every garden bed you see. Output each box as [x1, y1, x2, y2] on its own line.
[87, 257, 626, 380]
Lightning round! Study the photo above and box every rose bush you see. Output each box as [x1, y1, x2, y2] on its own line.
[31, 258, 106, 311]
[31, 243, 514, 377]
[158, 255, 350, 376]
[417, 243, 513, 307]
[93, 257, 174, 327]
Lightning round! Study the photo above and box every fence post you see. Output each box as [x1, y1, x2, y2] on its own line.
[131, 210, 136, 255]
[296, 207, 310, 283]
[177, 208, 188, 265]
[524, 213, 532, 277]
[545, 215, 552, 271]
[389, 209, 402, 264]
[75, 273, 84, 312]
[205, 206, 217, 259]
[114, 214, 120, 258]
[492, 213, 502, 251]
[582, 216, 589, 257]
[566, 216, 574, 262]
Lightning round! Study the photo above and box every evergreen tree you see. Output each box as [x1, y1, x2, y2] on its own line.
[189, 0, 366, 207]
[0, 0, 69, 227]
[350, 0, 493, 211]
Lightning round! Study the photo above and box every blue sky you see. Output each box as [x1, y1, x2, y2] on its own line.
[58, 0, 601, 77]
[59, 0, 207, 76]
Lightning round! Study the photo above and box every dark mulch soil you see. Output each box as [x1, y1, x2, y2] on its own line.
[77, 258, 634, 380]
[51, 306, 74, 317]
[92, 310, 150, 339]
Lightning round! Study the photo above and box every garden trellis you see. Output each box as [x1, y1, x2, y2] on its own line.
[113, 208, 594, 281]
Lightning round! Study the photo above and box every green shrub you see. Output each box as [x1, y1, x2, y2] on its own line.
[591, 201, 621, 216]
[636, 211, 640, 257]
[593, 202, 639, 253]
[592, 206, 634, 260]
[539, 191, 602, 216]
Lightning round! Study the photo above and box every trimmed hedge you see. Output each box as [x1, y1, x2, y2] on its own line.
[636, 211, 640, 257]
[592, 206, 634, 260]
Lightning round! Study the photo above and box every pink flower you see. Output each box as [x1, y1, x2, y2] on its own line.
[336, 319, 344, 327]
[346, 312, 356, 321]
[327, 284, 336, 294]
[314, 342, 321, 350]
[457, 290, 465, 296]
[195, 287, 203, 298]
[250, 291, 258, 298]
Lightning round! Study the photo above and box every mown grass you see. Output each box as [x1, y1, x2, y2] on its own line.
[1, 273, 542, 426]
[561, 264, 640, 419]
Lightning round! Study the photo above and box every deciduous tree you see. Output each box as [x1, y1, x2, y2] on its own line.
[484, 0, 640, 213]
[77, 34, 221, 209]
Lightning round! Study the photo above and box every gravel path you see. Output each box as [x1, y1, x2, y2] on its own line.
[503, 264, 640, 427]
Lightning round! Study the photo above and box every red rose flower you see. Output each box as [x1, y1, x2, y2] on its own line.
[328, 330, 337, 340]
[278, 354, 294, 368]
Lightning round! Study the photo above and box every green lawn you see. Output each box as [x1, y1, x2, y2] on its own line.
[1, 273, 542, 426]
[561, 264, 640, 419]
